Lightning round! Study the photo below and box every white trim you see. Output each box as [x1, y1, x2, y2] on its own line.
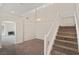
[2, 21, 15, 23]
[44, 35, 47, 55]
[47, 25, 59, 55]
[60, 15, 74, 19]
[22, 4, 53, 16]
[44, 9, 60, 55]
[1, 21, 16, 44]
[44, 22, 54, 55]
[74, 4, 79, 52]
[15, 41, 23, 44]
[44, 22, 59, 55]
[74, 14, 79, 52]
[44, 22, 56, 55]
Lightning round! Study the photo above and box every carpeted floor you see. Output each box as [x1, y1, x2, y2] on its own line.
[0, 39, 44, 55]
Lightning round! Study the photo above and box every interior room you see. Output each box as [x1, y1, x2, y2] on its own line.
[0, 3, 45, 55]
[0, 3, 79, 55]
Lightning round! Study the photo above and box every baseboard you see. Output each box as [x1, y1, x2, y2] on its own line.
[35, 37, 44, 40]
[16, 41, 23, 44]
[16, 37, 43, 45]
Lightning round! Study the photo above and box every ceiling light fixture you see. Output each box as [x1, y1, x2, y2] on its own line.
[35, 8, 41, 22]
[36, 18, 41, 21]
[0, 3, 2, 7]
[10, 10, 15, 14]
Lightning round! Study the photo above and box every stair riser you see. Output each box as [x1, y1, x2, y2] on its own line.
[55, 40, 78, 49]
[53, 45, 79, 55]
[59, 27, 76, 32]
[56, 36, 77, 42]
[59, 27, 76, 29]
[57, 33, 76, 37]
[58, 29, 76, 33]
[59, 26, 76, 29]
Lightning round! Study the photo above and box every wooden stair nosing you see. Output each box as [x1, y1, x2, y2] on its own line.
[58, 32, 76, 35]
[51, 50, 67, 55]
[54, 44, 78, 52]
[56, 35, 77, 39]
[59, 26, 75, 28]
[55, 39, 77, 45]
[59, 28, 76, 30]
[56, 36, 77, 42]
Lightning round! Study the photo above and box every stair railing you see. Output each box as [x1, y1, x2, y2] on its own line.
[44, 18, 59, 55]
[74, 4, 79, 52]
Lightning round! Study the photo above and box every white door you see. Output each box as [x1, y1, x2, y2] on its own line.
[1, 21, 16, 46]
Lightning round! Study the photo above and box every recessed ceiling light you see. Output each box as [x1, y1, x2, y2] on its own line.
[0, 4, 2, 7]
[36, 18, 41, 21]
[18, 3, 24, 6]
[10, 11, 15, 14]
[19, 3, 24, 5]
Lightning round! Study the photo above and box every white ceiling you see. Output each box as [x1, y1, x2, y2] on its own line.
[0, 3, 46, 16]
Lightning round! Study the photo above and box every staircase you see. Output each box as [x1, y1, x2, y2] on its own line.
[51, 26, 79, 55]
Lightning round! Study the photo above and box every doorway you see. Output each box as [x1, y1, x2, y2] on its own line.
[1, 21, 16, 47]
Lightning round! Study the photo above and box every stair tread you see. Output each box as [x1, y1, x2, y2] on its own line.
[57, 35, 76, 39]
[51, 26, 78, 55]
[58, 32, 76, 34]
[54, 44, 78, 52]
[57, 32, 76, 37]
[56, 39, 77, 45]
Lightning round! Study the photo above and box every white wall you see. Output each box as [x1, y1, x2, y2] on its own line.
[35, 4, 58, 40]
[0, 12, 24, 44]
[23, 4, 75, 41]
[23, 11, 36, 41]
[23, 4, 58, 40]
[56, 3, 75, 26]
[59, 16, 75, 26]
[24, 4, 75, 41]
[0, 4, 76, 47]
